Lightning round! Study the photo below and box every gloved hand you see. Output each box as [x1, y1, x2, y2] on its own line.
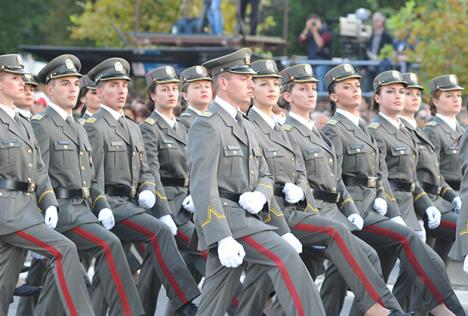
[425, 206, 441, 229]
[160, 215, 177, 235]
[182, 195, 195, 213]
[218, 236, 245, 268]
[373, 197, 387, 216]
[138, 190, 156, 209]
[391, 216, 407, 226]
[98, 208, 115, 230]
[348, 214, 364, 230]
[282, 183, 305, 204]
[239, 191, 267, 214]
[452, 196, 462, 214]
[464, 256, 468, 275]
[281, 233, 302, 254]
[415, 220, 426, 243]
[45, 206, 58, 229]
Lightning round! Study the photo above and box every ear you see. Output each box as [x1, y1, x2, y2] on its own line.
[282, 90, 292, 103]
[150, 89, 157, 103]
[329, 92, 338, 103]
[374, 93, 382, 105]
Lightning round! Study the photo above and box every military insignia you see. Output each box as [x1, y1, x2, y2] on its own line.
[425, 121, 437, 127]
[410, 73, 417, 82]
[31, 114, 44, 120]
[65, 58, 75, 70]
[114, 61, 124, 73]
[449, 75, 457, 84]
[16, 55, 23, 65]
[78, 118, 85, 125]
[304, 64, 313, 75]
[368, 122, 380, 129]
[391, 71, 399, 79]
[200, 111, 213, 117]
[343, 64, 353, 73]
[326, 119, 337, 126]
[24, 73, 32, 80]
[144, 117, 156, 125]
[265, 60, 275, 72]
[195, 66, 204, 75]
[282, 124, 292, 132]
[85, 117, 96, 124]
[165, 66, 174, 76]
[244, 55, 250, 65]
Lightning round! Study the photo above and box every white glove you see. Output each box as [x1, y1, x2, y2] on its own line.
[160, 215, 177, 235]
[415, 220, 426, 243]
[425, 206, 441, 229]
[138, 190, 156, 209]
[239, 191, 267, 214]
[391, 216, 407, 226]
[45, 206, 58, 229]
[281, 233, 302, 254]
[348, 214, 364, 230]
[464, 256, 468, 275]
[218, 236, 245, 268]
[98, 208, 115, 230]
[282, 183, 305, 204]
[452, 196, 462, 214]
[182, 195, 195, 213]
[373, 197, 388, 216]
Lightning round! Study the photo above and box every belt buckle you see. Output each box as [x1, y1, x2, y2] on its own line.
[184, 178, 189, 187]
[367, 177, 377, 188]
[410, 182, 416, 192]
[335, 193, 341, 203]
[27, 180, 36, 193]
[82, 187, 90, 199]
[130, 186, 137, 198]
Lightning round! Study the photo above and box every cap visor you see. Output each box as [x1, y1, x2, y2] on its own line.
[253, 73, 282, 78]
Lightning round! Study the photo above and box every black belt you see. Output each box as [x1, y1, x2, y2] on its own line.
[161, 177, 188, 187]
[313, 189, 340, 203]
[273, 183, 285, 197]
[446, 180, 460, 191]
[54, 187, 90, 199]
[389, 179, 415, 192]
[218, 188, 241, 202]
[105, 184, 137, 198]
[0, 178, 36, 193]
[420, 181, 441, 195]
[342, 175, 377, 188]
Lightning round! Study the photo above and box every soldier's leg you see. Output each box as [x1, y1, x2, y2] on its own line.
[427, 212, 457, 263]
[235, 265, 274, 316]
[0, 241, 26, 314]
[1, 224, 94, 316]
[16, 256, 47, 316]
[112, 212, 200, 310]
[176, 220, 207, 282]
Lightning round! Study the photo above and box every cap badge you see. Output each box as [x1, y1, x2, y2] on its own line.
[391, 71, 400, 79]
[343, 64, 353, 73]
[244, 55, 250, 65]
[165, 66, 174, 76]
[449, 75, 457, 84]
[65, 58, 75, 70]
[114, 61, 124, 73]
[304, 64, 313, 75]
[265, 60, 275, 72]
[195, 66, 204, 75]
[24, 73, 32, 80]
[16, 55, 23, 65]
[410, 73, 417, 82]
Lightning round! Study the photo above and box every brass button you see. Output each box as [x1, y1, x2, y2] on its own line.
[400, 150, 404, 154]
[332, 187, 336, 192]
[329, 158, 333, 163]
[80, 151, 83, 156]
[292, 172, 296, 177]
[223, 202, 227, 206]
[233, 150, 237, 154]
[27, 149, 32, 154]
[132, 152, 136, 156]
[64, 145, 68, 149]
[291, 157, 295, 161]
[314, 153, 318, 157]
[0, 192, 3, 196]
[273, 152, 277, 156]
[81, 166, 85, 170]
[168, 144, 172, 148]
[83, 181, 87, 185]
[357, 148, 361, 152]
[250, 170, 254, 175]
[452, 150, 457, 154]
[331, 173, 334, 177]
[28, 163, 32, 168]
[412, 155, 416, 159]
[27, 177, 31, 181]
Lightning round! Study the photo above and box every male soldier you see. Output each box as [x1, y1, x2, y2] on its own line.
[31, 54, 144, 316]
[187, 48, 325, 316]
[177, 65, 212, 130]
[0, 54, 94, 316]
[84, 57, 200, 316]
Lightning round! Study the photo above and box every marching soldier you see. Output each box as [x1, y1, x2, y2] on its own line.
[320, 64, 464, 316]
[31, 54, 144, 316]
[187, 48, 326, 316]
[83, 57, 200, 316]
[0, 54, 94, 316]
[177, 65, 213, 130]
[15, 73, 37, 120]
[77, 75, 100, 119]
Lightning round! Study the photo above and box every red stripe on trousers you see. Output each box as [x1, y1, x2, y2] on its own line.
[176, 231, 208, 259]
[16, 230, 78, 316]
[121, 219, 188, 304]
[71, 226, 132, 316]
[293, 223, 384, 305]
[439, 220, 456, 230]
[363, 225, 444, 303]
[241, 235, 305, 316]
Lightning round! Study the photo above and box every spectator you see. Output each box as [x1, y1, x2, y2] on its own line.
[299, 14, 332, 92]
[208, 0, 223, 35]
[240, 0, 261, 35]
[367, 12, 393, 61]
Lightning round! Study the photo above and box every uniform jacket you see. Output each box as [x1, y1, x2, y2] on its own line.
[177, 107, 199, 131]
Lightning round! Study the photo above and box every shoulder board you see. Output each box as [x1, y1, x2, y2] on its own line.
[200, 111, 213, 118]
[31, 114, 44, 121]
[78, 118, 85, 125]
[85, 117, 96, 124]
[326, 119, 337, 126]
[368, 122, 380, 129]
[180, 112, 191, 117]
[144, 117, 156, 125]
[282, 124, 292, 132]
[425, 121, 437, 127]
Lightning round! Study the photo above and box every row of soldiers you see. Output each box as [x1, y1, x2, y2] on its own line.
[0, 47, 466, 316]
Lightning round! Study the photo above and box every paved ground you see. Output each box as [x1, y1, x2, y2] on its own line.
[8, 260, 468, 315]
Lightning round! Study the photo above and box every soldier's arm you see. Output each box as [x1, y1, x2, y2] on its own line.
[140, 120, 172, 218]
[135, 129, 156, 194]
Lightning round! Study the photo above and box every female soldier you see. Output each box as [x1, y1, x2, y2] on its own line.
[321, 64, 464, 315]
[238, 61, 408, 316]
[75, 75, 100, 119]
[139, 66, 205, 315]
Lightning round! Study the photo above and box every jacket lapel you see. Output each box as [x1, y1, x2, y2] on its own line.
[213, 103, 248, 146]
[336, 112, 376, 149]
[0, 109, 33, 146]
[101, 109, 131, 145]
[153, 111, 186, 145]
[47, 107, 79, 146]
[248, 110, 293, 152]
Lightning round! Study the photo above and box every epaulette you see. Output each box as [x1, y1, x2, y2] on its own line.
[31, 114, 44, 121]
[425, 121, 437, 127]
[326, 119, 337, 126]
[179, 112, 191, 117]
[85, 117, 96, 124]
[368, 122, 380, 129]
[282, 124, 292, 132]
[78, 118, 85, 125]
[200, 111, 213, 118]
[144, 117, 156, 125]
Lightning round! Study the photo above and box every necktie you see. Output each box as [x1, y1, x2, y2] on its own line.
[14, 112, 28, 136]
[66, 115, 78, 139]
[118, 116, 130, 139]
[235, 112, 245, 130]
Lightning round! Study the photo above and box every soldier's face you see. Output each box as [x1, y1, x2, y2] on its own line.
[82, 89, 100, 112]
[151, 83, 179, 110]
[220, 73, 254, 108]
[47, 76, 80, 111]
[253, 77, 280, 108]
[434, 90, 462, 117]
[97, 80, 128, 112]
[284, 82, 317, 114]
[331, 78, 362, 109]
[183, 80, 212, 108]
[404, 88, 422, 114]
[374, 83, 405, 115]
[0, 72, 25, 105]
[14, 83, 35, 109]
